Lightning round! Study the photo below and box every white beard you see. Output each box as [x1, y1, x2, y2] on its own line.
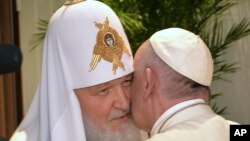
[83, 116, 141, 141]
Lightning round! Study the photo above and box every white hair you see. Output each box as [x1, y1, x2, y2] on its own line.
[83, 115, 141, 141]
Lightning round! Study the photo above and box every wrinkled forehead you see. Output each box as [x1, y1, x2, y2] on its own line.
[75, 73, 133, 91]
[46, 1, 133, 89]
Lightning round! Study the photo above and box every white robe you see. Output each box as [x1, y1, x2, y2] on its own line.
[148, 99, 238, 141]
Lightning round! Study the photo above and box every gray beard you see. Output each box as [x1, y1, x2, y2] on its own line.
[83, 116, 141, 141]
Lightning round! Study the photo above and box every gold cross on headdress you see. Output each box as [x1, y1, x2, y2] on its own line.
[64, 0, 84, 6]
[89, 17, 131, 74]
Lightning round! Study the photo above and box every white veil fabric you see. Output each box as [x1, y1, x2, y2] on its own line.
[10, 0, 133, 141]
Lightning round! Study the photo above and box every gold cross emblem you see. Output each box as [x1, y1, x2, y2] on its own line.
[89, 17, 131, 74]
[64, 0, 84, 5]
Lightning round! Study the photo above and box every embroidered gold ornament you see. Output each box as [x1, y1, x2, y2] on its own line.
[89, 17, 131, 74]
[64, 0, 84, 6]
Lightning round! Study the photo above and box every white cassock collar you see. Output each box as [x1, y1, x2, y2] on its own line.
[150, 99, 206, 136]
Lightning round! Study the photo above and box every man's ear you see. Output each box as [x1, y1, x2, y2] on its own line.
[143, 67, 155, 100]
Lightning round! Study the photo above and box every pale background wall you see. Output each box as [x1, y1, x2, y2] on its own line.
[17, 0, 65, 114]
[18, 0, 250, 123]
[211, 0, 250, 124]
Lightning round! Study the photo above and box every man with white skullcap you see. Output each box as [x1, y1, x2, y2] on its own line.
[10, 0, 141, 141]
[131, 28, 238, 141]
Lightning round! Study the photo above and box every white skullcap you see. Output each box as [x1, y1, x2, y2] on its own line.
[149, 28, 213, 86]
[10, 1, 132, 141]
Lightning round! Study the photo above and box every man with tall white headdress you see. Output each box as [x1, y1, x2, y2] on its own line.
[10, 0, 142, 141]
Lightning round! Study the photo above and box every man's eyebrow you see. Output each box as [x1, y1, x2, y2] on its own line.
[125, 73, 133, 79]
[87, 82, 110, 90]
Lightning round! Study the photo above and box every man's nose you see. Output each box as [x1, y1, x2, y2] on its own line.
[113, 86, 130, 110]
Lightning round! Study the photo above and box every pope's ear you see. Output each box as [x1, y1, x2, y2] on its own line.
[143, 67, 155, 100]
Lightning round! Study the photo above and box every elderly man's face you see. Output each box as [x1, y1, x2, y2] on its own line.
[74, 74, 140, 141]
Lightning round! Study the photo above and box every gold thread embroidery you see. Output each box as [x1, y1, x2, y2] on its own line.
[64, 0, 84, 6]
[89, 17, 131, 74]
